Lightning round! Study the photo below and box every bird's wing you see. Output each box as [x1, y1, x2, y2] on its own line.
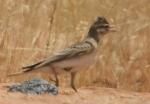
[55, 41, 94, 58]
[33, 41, 95, 69]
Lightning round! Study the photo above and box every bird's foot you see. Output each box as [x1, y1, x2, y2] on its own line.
[60, 88, 77, 95]
[71, 86, 78, 92]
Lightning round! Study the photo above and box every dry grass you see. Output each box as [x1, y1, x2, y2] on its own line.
[0, 0, 150, 92]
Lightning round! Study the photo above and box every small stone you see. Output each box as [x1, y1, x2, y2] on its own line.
[8, 78, 58, 95]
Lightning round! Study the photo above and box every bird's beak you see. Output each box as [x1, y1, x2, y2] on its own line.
[109, 25, 116, 32]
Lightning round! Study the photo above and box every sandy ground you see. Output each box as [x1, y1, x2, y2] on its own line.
[0, 83, 150, 104]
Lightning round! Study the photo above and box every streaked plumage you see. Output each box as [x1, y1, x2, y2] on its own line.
[8, 17, 115, 92]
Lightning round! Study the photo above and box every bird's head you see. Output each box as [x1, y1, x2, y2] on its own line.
[88, 17, 116, 42]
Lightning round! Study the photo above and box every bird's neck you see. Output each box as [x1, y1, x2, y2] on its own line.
[87, 27, 100, 43]
[85, 37, 98, 48]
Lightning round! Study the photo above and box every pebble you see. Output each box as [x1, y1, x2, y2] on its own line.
[8, 78, 58, 95]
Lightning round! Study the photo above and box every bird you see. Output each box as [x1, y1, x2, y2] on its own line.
[8, 17, 115, 92]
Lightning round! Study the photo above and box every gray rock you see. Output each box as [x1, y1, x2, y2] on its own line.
[8, 78, 58, 95]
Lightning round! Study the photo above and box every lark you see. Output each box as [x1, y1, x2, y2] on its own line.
[8, 17, 115, 92]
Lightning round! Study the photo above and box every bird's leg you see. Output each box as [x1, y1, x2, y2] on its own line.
[70, 72, 77, 92]
[48, 75, 56, 82]
[52, 68, 59, 87]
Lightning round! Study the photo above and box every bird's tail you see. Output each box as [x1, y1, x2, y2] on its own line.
[22, 60, 44, 71]
[7, 60, 44, 77]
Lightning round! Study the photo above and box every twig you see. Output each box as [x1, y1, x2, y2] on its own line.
[46, 0, 58, 51]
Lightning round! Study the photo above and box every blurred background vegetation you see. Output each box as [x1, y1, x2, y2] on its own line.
[0, 0, 150, 92]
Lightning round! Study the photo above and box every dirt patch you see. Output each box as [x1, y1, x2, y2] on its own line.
[1, 83, 150, 104]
